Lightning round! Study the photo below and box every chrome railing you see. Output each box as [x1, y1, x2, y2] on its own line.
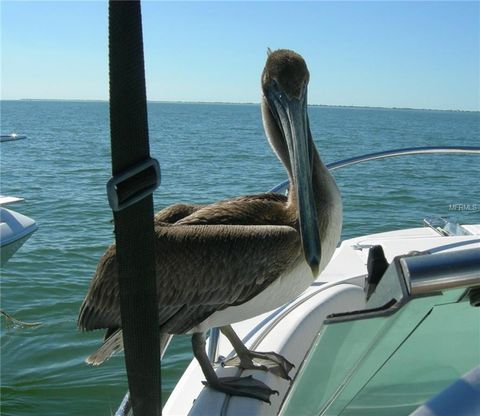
[269, 146, 480, 194]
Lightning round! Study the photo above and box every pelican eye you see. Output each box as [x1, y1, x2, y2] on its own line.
[270, 79, 284, 100]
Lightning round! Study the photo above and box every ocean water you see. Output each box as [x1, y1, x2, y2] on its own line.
[0, 100, 479, 415]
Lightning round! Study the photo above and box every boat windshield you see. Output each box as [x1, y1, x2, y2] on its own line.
[280, 248, 480, 416]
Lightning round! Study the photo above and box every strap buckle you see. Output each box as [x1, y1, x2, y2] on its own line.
[107, 157, 161, 212]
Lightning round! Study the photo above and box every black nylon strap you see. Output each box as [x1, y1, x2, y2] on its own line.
[108, 1, 161, 415]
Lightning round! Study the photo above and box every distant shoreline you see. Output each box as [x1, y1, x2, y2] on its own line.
[1, 98, 478, 113]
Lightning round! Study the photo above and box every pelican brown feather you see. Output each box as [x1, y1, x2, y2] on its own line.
[79, 222, 300, 333]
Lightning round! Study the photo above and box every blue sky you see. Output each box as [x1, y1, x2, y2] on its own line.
[1, 1, 479, 110]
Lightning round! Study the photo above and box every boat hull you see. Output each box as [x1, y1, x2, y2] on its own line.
[0, 207, 37, 266]
[0, 134, 27, 142]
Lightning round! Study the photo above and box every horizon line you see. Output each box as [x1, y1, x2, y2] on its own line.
[1, 98, 478, 113]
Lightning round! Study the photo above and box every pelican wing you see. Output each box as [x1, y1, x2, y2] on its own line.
[78, 223, 300, 334]
[154, 203, 205, 224]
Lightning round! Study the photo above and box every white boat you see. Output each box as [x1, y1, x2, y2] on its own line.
[0, 196, 37, 266]
[163, 219, 479, 416]
[0, 132, 27, 142]
[161, 150, 480, 416]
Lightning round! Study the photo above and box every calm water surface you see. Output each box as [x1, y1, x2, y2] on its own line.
[1, 101, 479, 415]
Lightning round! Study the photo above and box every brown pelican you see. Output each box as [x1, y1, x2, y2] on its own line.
[78, 49, 342, 402]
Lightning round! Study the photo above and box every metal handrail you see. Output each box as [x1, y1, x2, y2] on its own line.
[269, 146, 480, 194]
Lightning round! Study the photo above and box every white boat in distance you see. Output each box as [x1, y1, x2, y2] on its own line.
[0, 196, 37, 266]
[0, 132, 27, 142]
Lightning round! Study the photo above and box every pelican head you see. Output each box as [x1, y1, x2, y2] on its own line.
[261, 49, 321, 275]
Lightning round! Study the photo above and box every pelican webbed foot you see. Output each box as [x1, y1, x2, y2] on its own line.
[202, 375, 279, 404]
[220, 325, 294, 380]
[192, 332, 278, 403]
[222, 350, 294, 380]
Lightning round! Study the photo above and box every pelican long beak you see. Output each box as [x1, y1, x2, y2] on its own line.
[265, 86, 321, 275]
